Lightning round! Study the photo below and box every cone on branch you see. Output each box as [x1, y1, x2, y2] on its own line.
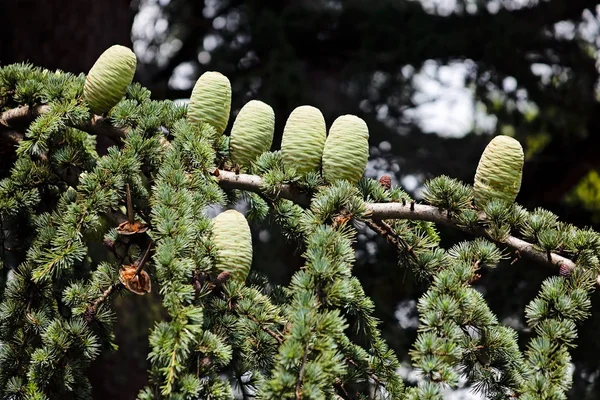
[119, 242, 153, 295]
[211, 209, 253, 282]
[229, 100, 275, 169]
[187, 71, 232, 134]
[280, 105, 326, 176]
[322, 114, 370, 184]
[83, 45, 137, 115]
[559, 264, 572, 277]
[473, 135, 524, 208]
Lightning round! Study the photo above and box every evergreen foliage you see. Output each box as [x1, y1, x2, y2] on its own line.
[1, 57, 599, 400]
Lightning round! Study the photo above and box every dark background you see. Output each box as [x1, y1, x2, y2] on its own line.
[2, 0, 600, 398]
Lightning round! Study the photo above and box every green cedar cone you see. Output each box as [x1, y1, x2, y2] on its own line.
[473, 135, 524, 208]
[83, 45, 137, 115]
[230, 100, 275, 169]
[187, 71, 232, 134]
[322, 115, 369, 184]
[211, 209, 253, 282]
[280, 105, 326, 176]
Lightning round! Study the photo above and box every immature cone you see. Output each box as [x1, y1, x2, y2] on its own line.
[280, 105, 326, 176]
[229, 100, 275, 168]
[559, 264, 571, 278]
[322, 115, 370, 184]
[473, 135, 524, 208]
[187, 71, 231, 134]
[84, 45, 137, 115]
[379, 175, 392, 190]
[211, 210, 253, 282]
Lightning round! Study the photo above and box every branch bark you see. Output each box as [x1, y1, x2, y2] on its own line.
[214, 170, 578, 275]
[0, 130, 24, 146]
[214, 168, 311, 206]
[0, 105, 45, 129]
[0, 105, 126, 142]
[367, 202, 577, 272]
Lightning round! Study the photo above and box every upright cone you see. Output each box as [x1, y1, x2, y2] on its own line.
[211, 210, 253, 282]
[280, 106, 326, 176]
[84, 45, 137, 115]
[322, 115, 369, 184]
[230, 100, 275, 169]
[187, 71, 231, 134]
[473, 135, 524, 208]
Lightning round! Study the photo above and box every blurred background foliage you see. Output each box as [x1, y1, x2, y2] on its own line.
[2, 0, 600, 398]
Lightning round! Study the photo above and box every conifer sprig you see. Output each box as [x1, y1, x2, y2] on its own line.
[520, 269, 595, 399]
[409, 240, 527, 399]
[0, 63, 191, 398]
[144, 120, 233, 398]
[259, 182, 405, 399]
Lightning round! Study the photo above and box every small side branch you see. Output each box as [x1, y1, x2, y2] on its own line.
[134, 241, 154, 277]
[296, 343, 310, 399]
[364, 218, 418, 260]
[333, 379, 354, 400]
[83, 114, 127, 142]
[85, 282, 123, 320]
[505, 235, 575, 273]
